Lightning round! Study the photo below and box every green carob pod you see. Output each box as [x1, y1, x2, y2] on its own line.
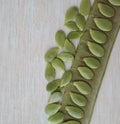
[45, 0, 120, 124]
[61, 0, 120, 124]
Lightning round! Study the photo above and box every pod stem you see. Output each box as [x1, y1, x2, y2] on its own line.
[62, 0, 120, 124]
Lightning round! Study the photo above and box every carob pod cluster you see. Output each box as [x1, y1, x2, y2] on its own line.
[45, 0, 120, 124]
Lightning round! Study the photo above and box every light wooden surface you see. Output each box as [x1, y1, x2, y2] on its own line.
[0, 0, 119, 124]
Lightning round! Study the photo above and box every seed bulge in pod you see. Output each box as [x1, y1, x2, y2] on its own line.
[70, 92, 87, 106]
[78, 66, 94, 80]
[89, 29, 107, 44]
[94, 18, 112, 31]
[108, 0, 120, 6]
[45, 63, 55, 81]
[48, 112, 64, 124]
[98, 3, 115, 17]
[45, 103, 61, 116]
[83, 57, 100, 69]
[65, 106, 84, 119]
[88, 41, 105, 57]
[73, 81, 91, 95]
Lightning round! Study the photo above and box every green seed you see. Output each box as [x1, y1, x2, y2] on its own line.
[80, 0, 91, 16]
[52, 58, 65, 72]
[62, 120, 80, 124]
[48, 92, 62, 104]
[45, 48, 59, 62]
[55, 30, 66, 48]
[57, 52, 74, 63]
[65, 106, 84, 119]
[70, 92, 87, 107]
[73, 81, 91, 95]
[64, 21, 79, 31]
[65, 7, 79, 23]
[46, 79, 61, 93]
[98, 3, 115, 17]
[67, 31, 83, 40]
[63, 39, 75, 54]
[89, 29, 107, 44]
[108, 0, 120, 6]
[76, 13, 86, 31]
[83, 57, 100, 69]
[48, 112, 64, 124]
[78, 66, 94, 80]
[45, 63, 55, 81]
[94, 18, 112, 31]
[45, 104, 61, 116]
[61, 71, 72, 87]
[88, 41, 105, 57]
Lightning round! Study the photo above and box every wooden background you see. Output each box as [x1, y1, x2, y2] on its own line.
[0, 0, 120, 124]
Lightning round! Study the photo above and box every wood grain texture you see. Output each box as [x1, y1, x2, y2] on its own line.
[0, 0, 119, 124]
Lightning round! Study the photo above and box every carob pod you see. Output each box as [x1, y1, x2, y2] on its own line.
[45, 0, 120, 124]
